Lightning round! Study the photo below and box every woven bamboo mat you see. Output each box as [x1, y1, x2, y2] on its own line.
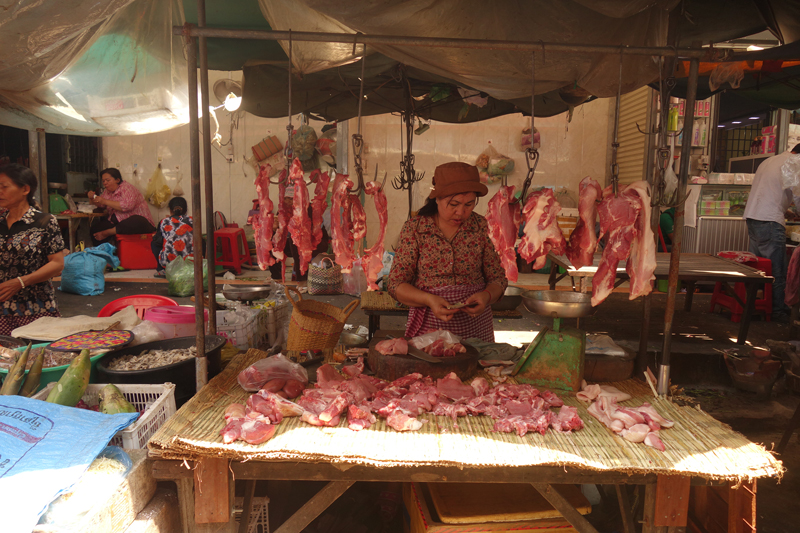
[361, 291, 408, 311]
[148, 350, 783, 482]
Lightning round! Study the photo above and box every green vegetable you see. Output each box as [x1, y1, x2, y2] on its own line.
[46, 349, 91, 407]
[18, 348, 45, 397]
[0, 343, 30, 396]
[99, 384, 136, 414]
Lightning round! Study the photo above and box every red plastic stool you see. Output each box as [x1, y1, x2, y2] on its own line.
[709, 257, 772, 323]
[214, 227, 252, 274]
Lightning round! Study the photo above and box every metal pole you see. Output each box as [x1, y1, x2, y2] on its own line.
[37, 130, 48, 213]
[197, 0, 216, 335]
[186, 31, 207, 392]
[657, 57, 699, 395]
[175, 26, 711, 58]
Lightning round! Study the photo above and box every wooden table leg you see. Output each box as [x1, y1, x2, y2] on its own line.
[654, 475, 690, 529]
[776, 399, 800, 454]
[642, 481, 657, 533]
[737, 284, 758, 345]
[683, 281, 695, 312]
[274, 480, 354, 533]
[531, 483, 598, 533]
[177, 478, 195, 533]
[615, 484, 636, 533]
[368, 314, 380, 340]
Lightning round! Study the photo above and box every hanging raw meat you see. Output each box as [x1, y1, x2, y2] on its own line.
[350, 193, 367, 250]
[624, 181, 657, 300]
[271, 169, 291, 264]
[252, 163, 275, 269]
[566, 176, 602, 270]
[331, 173, 356, 272]
[363, 181, 388, 290]
[590, 185, 641, 306]
[486, 185, 521, 282]
[309, 169, 331, 249]
[518, 188, 566, 270]
[287, 158, 313, 276]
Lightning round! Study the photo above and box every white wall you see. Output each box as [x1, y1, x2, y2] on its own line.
[104, 71, 612, 254]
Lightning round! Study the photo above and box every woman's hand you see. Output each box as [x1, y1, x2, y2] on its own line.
[0, 278, 23, 303]
[427, 295, 459, 322]
[462, 290, 491, 316]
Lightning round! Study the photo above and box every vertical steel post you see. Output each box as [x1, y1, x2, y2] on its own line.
[37, 130, 48, 213]
[197, 0, 216, 334]
[186, 31, 207, 392]
[658, 57, 699, 395]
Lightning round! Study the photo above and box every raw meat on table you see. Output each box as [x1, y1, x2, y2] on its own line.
[287, 158, 314, 276]
[519, 188, 566, 270]
[309, 169, 332, 249]
[566, 177, 602, 270]
[363, 181, 388, 290]
[486, 185, 522, 282]
[331, 173, 356, 272]
[253, 164, 275, 269]
[375, 337, 408, 355]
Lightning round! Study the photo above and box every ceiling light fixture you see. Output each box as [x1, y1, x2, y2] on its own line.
[732, 121, 742, 124]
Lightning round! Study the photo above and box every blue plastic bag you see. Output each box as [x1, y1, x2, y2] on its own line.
[0, 396, 138, 533]
[59, 243, 120, 296]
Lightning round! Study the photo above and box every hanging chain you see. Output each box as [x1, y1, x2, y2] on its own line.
[350, 45, 367, 194]
[610, 50, 623, 197]
[519, 51, 539, 207]
[284, 31, 294, 179]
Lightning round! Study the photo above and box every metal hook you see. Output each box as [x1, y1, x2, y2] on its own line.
[610, 49, 623, 197]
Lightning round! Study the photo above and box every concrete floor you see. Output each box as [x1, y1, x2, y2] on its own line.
[53, 276, 800, 532]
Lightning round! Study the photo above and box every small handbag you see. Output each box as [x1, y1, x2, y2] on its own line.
[308, 257, 343, 295]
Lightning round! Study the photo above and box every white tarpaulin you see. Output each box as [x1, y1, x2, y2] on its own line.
[260, 0, 677, 100]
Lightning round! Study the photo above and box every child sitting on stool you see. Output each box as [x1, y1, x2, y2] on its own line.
[151, 197, 193, 278]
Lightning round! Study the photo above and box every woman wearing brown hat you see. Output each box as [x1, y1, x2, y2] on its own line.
[387, 162, 508, 342]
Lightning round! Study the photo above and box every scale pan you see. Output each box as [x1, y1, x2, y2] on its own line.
[521, 290, 595, 318]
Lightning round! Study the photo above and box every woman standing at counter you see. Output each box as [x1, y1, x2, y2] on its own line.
[388, 162, 507, 342]
[0, 164, 65, 334]
[88, 168, 155, 246]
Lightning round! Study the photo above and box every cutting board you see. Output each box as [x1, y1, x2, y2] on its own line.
[428, 483, 591, 524]
[367, 330, 479, 382]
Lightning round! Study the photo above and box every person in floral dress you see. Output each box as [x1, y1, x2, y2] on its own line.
[388, 162, 507, 342]
[151, 197, 193, 277]
[0, 164, 65, 335]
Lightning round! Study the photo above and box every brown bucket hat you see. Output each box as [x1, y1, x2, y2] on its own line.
[429, 162, 488, 199]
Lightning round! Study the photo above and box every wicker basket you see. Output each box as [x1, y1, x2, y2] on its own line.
[308, 257, 343, 295]
[286, 286, 359, 351]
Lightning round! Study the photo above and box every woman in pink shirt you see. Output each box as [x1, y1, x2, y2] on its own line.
[88, 168, 156, 246]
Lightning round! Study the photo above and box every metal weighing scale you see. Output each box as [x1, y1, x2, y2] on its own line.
[512, 290, 595, 391]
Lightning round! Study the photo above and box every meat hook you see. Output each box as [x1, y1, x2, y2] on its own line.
[349, 47, 369, 195]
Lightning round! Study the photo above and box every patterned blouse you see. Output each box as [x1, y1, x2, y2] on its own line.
[388, 213, 508, 298]
[153, 215, 194, 271]
[0, 207, 64, 317]
[99, 181, 154, 225]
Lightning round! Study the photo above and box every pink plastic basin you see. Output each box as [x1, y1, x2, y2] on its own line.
[144, 306, 209, 339]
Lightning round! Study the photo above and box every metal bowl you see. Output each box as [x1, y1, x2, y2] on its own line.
[491, 286, 524, 311]
[521, 290, 596, 318]
[340, 332, 367, 347]
[222, 286, 271, 302]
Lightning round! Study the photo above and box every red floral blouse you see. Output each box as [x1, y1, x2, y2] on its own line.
[388, 213, 508, 298]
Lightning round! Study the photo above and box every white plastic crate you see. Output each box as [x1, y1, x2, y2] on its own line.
[33, 383, 176, 449]
[216, 308, 260, 350]
[234, 496, 270, 533]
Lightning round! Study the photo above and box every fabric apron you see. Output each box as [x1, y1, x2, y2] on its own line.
[405, 284, 494, 342]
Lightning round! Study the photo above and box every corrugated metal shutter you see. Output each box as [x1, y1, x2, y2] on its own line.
[617, 86, 650, 185]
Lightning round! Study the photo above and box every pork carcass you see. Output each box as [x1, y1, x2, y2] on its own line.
[486, 185, 521, 282]
[331, 173, 356, 272]
[566, 177, 602, 269]
[271, 169, 291, 279]
[350, 194, 367, 244]
[519, 188, 566, 270]
[624, 181, 657, 300]
[287, 158, 314, 275]
[253, 164, 275, 269]
[363, 181, 388, 290]
[309, 170, 332, 249]
[590, 186, 641, 306]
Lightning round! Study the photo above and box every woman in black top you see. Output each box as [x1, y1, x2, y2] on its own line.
[0, 164, 65, 334]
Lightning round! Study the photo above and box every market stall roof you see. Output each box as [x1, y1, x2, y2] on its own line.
[0, 0, 797, 134]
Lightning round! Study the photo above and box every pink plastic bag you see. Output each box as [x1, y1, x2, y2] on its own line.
[237, 354, 308, 392]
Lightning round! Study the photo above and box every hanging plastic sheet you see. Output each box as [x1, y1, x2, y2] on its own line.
[0, 0, 187, 135]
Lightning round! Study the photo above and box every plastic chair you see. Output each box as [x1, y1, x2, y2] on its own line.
[98, 295, 179, 319]
[214, 227, 252, 274]
[709, 257, 772, 323]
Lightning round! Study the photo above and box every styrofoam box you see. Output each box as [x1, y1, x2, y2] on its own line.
[33, 383, 176, 449]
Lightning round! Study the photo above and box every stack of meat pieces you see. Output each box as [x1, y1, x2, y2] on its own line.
[220, 391, 304, 445]
[577, 381, 673, 451]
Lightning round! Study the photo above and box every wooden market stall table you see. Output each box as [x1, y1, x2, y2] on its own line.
[147, 350, 782, 533]
[546, 252, 773, 345]
[360, 290, 523, 339]
[55, 212, 103, 252]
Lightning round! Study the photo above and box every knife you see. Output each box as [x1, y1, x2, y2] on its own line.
[386, 335, 442, 364]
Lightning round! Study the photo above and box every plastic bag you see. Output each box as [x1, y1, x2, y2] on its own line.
[172, 170, 184, 196]
[166, 256, 208, 297]
[409, 329, 462, 350]
[782, 153, 800, 196]
[709, 62, 745, 91]
[59, 243, 120, 296]
[129, 320, 166, 346]
[342, 257, 368, 297]
[585, 334, 626, 356]
[475, 142, 515, 184]
[37, 446, 132, 531]
[237, 353, 309, 391]
[292, 125, 318, 161]
[555, 187, 577, 208]
[520, 127, 541, 151]
[144, 164, 171, 208]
